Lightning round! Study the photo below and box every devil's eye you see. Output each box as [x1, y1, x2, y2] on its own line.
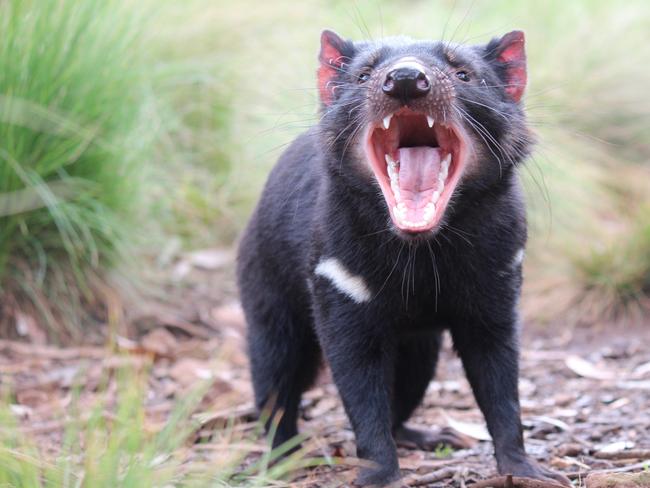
[358, 69, 372, 84]
[456, 70, 470, 82]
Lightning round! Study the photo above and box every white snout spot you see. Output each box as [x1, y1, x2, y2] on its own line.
[315, 258, 371, 304]
[390, 57, 428, 73]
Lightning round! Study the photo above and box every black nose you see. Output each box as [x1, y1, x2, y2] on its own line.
[382, 67, 430, 101]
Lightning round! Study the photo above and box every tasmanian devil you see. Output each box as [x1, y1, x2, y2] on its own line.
[237, 29, 571, 486]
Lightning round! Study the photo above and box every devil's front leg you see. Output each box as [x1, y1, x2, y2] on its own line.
[312, 292, 400, 486]
[449, 309, 571, 486]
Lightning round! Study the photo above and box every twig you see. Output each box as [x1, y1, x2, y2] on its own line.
[0, 339, 104, 359]
[565, 461, 650, 479]
[408, 466, 457, 486]
[592, 449, 650, 460]
[469, 475, 566, 488]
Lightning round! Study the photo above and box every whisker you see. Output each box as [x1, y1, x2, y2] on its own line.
[455, 95, 510, 121]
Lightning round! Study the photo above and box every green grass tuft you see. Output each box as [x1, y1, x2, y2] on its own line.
[0, 0, 156, 339]
[573, 205, 650, 322]
[0, 364, 322, 487]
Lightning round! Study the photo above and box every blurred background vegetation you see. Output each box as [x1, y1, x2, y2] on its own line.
[0, 0, 648, 335]
[0, 0, 649, 485]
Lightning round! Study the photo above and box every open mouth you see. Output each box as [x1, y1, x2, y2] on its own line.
[364, 109, 467, 233]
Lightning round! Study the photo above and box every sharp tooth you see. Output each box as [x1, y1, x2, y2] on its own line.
[427, 116, 434, 128]
[393, 205, 406, 221]
[383, 114, 393, 130]
[390, 179, 400, 198]
[385, 153, 398, 169]
[442, 153, 451, 169]
[424, 203, 435, 220]
[431, 191, 440, 203]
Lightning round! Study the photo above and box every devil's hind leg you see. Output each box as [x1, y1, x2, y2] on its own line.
[238, 238, 321, 449]
[245, 288, 321, 449]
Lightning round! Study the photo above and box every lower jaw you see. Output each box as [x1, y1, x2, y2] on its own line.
[389, 208, 443, 234]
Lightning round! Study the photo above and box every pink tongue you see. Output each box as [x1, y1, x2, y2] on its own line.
[397, 147, 441, 221]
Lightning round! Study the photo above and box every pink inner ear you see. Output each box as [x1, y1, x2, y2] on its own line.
[318, 64, 338, 106]
[318, 31, 345, 106]
[497, 31, 527, 102]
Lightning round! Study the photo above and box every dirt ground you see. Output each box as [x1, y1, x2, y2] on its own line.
[2, 250, 649, 487]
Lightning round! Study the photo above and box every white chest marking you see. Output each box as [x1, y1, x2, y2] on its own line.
[513, 248, 525, 267]
[314, 258, 372, 304]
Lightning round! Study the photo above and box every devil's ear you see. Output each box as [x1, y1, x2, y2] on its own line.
[485, 30, 527, 102]
[318, 30, 354, 106]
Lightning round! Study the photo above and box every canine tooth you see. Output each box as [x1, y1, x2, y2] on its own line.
[431, 191, 440, 203]
[383, 114, 393, 130]
[427, 116, 434, 128]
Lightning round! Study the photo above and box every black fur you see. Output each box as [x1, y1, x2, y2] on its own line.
[237, 32, 570, 486]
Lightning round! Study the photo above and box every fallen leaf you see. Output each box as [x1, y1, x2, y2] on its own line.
[550, 456, 590, 470]
[442, 411, 491, 441]
[597, 440, 635, 453]
[15, 312, 47, 345]
[185, 248, 233, 270]
[632, 360, 650, 378]
[555, 443, 584, 457]
[16, 389, 52, 408]
[308, 397, 339, 419]
[585, 472, 650, 488]
[171, 260, 192, 281]
[211, 302, 245, 330]
[607, 397, 630, 409]
[10, 404, 33, 419]
[169, 358, 213, 387]
[565, 355, 614, 380]
[532, 415, 570, 431]
[617, 380, 650, 390]
[141, 327, 178, 357]
[193, 402, 256, 427]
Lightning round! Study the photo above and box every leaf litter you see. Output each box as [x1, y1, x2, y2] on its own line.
[1, 250, 649, 487]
